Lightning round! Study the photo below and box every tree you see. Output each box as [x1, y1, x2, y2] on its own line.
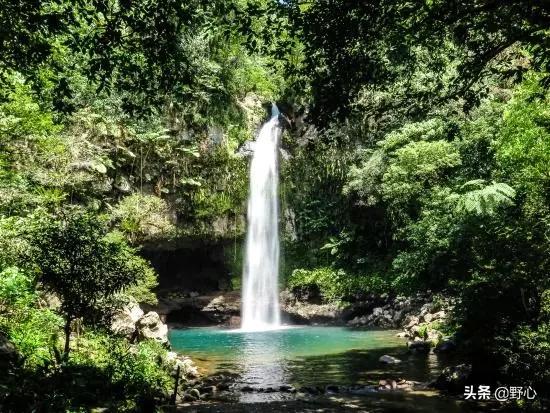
[29, 210, 153, 361]
[282, 0, 550, 123]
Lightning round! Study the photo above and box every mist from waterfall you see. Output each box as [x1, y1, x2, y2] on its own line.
[241, 104, 282, 331]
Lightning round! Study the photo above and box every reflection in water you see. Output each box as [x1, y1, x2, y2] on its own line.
[169, 327, 470, 411]
[169, 326, 450, 389]
[237, 331, 289, 402]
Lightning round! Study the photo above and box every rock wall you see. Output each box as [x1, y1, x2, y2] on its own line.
[141, 242, 233, 293]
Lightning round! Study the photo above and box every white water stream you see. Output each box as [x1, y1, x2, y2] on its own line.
[241, 104, 282, 331]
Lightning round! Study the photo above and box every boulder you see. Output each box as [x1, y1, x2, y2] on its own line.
[404, 315, 420, 330]
[393, 310, 404, 323]
[433, 364, 472, 393]
[431, 310, 446, 321]
[420, 303, 434, 317]
[136, 311, 169, 345]
[407, 340, 431, 353]
[379, 355, 401, 364]
[166, 351, 199, 378]
[291, 283, 321, 303]
[348, 316, 366, 326]
[38, 290, 62, 311]
[422, 313, 433, 323]
[372, 307, 384, 317]
[111, 301, 144, 337]
[434, 338, 456, 353]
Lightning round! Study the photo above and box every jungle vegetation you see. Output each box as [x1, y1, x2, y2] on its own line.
[0, 0, 548, 411]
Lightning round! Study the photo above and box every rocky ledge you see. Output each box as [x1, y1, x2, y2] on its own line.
[111, 300, 170, 346]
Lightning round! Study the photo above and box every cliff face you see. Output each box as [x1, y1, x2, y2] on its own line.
[142, 242, 234, 294]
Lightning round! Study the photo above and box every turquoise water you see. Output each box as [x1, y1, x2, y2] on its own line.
[170, 326, 441, 388]
[169, 326, 472, 411]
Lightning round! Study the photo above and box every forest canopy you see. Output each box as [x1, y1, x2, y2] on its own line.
[0, 0, 549, 411]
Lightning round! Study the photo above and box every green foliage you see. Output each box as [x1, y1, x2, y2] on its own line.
[111, 193, 175, 244]
[70, 332, 172, 410]
[495, 75, 550, 218]
[454, 180, 515, 215]
[288, 267, 389, 302]
[29, 211, 157, 358]
[1, 330, 173, 412]
[0, 267, 63, 367]
[284, 0, 549, 122]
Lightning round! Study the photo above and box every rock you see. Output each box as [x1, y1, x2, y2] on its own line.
[166, 352, 199, 378]
[281, 297, 346, 324]
[431, 310, 446, 321]
[325, 384, 340, 393]
[241, 386, 254, 392]
[236, 141, 256, 157]
[200, 385, 217, 394]
[0, 334, 17, 366]
[279, 385, 296, 393]
[393, 310, 404, 323]
[410, 325, 422, 337]
[136, 311, 168, 345]
[379, 355, 402, 364]
[229, 316, 241, 327]
[396, 332, 409, 338]
[188, 388, 201, 400]
[433, 364, 472, 393]
[407, 340, 431, 353]
[420, 303, 434, 317]
[426, 329, 442, 344]
[434, 338, 456, 353]
[423, 313, 433, 323]
[38, 290, 62, 310]
[348, 385, 377, 395]
[201, 295, 241, 323]
[372, 307, 384, 317]
[218, 382, 230, 391]
[404, 315, 420, 330]
[299, 386, 321, 395]
[111, 300, 144, 337]
[348, 316, 362, 326]
[291, 284, 321, 303]
[114, 175, 131, 193]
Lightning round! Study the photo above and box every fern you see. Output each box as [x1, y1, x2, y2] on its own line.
[456, 180, 516, 215]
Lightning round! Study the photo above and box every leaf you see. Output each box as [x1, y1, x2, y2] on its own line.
[90, 160, 107, 174]
[180, 177, 202, 187]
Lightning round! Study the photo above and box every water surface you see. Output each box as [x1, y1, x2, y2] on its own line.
[171, 326, 447, 389]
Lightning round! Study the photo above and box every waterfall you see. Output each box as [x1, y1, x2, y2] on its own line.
[241, 104, 282, 331]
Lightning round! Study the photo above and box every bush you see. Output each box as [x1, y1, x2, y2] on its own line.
[29, 210, 158, 360]
[0, 267, 63, 367]
[71, 332, 172, 411]
[111, 193, 175, 244]
[287, 267, 389, 302]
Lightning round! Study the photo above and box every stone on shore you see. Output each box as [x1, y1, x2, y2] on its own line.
[379, 354, 402, 364]
[136, 311, 169, 345]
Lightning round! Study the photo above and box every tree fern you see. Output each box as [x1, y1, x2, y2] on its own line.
[456, 180, 516, 215]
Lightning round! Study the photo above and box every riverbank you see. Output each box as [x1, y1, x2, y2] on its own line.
[161, 392, 488, 413]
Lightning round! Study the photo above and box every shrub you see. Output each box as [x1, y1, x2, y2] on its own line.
[287, 267, 390, 302]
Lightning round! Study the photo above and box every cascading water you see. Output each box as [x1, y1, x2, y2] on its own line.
[241, 104, 282, 331]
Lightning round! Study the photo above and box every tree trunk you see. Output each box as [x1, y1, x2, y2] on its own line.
[63, 316, 72, 361]
[170, 365, 181, 405]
